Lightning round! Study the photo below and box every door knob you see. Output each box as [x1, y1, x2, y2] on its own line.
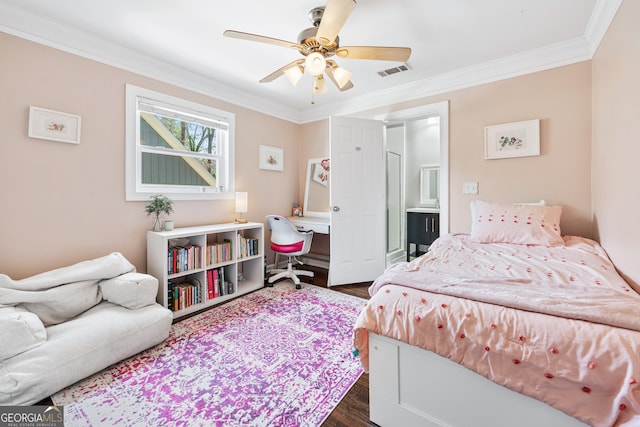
[332, 206, 341, 212]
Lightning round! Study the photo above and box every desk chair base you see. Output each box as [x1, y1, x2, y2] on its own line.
[268, 257, 314, 289]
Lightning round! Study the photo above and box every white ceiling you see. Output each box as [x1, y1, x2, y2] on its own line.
[0, 0, 620, 123]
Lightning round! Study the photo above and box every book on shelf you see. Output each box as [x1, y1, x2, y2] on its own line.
[167, 277, 202, 312]
[237, 233, 259, 259]
[213, 268, 220, 298]
[206, 269, 214, 299]
[218, 267, 226, 296]
[167, 244, 202, 275]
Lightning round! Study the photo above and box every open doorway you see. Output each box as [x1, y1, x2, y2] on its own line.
[375, 101, 450, 266]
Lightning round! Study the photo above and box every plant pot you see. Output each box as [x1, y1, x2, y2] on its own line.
[153, 216, 162, 232]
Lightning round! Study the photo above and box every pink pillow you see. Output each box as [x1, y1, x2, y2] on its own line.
[470, 200, 563, 246]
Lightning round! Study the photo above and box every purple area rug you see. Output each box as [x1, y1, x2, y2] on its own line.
[52, 284, 365, 426]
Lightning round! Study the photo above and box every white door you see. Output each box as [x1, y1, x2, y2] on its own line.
[329, 116, 386, 286]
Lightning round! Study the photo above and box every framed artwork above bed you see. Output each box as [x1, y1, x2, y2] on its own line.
[484, 119, 539, 159]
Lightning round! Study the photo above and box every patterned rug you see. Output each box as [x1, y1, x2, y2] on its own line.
[52, 284, 366, 427]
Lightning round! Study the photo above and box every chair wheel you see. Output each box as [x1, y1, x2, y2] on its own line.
[295, 284, 301, 290]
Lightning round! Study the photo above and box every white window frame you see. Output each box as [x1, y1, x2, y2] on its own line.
[125, 84, 235, 201]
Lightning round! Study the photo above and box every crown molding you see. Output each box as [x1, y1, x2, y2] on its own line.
[297, 0, 621, 123]
[584, 0, 623, 56]
[1, 0, 621, 125]
[298, 37, 593, 123]
[0, 4, 299, 123]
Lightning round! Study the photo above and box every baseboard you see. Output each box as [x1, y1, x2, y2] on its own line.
[298, 253, 330, 270]
[267, 254, 330, 272]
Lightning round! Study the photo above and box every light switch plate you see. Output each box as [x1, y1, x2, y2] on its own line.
[463, 181, 479, 195]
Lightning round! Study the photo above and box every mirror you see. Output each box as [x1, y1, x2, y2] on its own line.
[303, 157, 330, 218]
[420, 165, 440, 207]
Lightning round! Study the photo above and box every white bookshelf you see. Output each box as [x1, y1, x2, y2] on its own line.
[147, 222, 264, 318]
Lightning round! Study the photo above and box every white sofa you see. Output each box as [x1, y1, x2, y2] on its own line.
[0, 253, 173, 405]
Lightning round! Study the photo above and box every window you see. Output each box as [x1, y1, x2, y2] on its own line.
[126, 84, 235, 201]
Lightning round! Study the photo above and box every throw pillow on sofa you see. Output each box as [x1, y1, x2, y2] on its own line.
[0, 306, 46, 360]
[100, 272, 159, 309]
[1, 279, 103, 326]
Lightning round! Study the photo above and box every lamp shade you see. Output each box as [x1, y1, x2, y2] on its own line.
[305, 52, 326, 76]
[235, 192, 248, 213]
[284, 65, 304, 87]
[332, 65, 352, 89]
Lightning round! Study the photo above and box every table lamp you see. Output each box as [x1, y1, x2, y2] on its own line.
[235, 192, 248, 223]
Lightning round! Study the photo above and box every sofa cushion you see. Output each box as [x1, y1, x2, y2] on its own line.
[100, 273, 158, 309]
[0, 301, 172, 406]
[0, 252, 135, 326]
[0, 306, 46, 360]
[15, 281, 102, 326]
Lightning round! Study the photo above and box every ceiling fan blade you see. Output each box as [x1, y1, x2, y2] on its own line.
[259, 59, 305, 83]
[325, 67, 354, 91]
[223, 30, 303, 51]
[336, 46, 412, 62]
[316, 0, 356, 46]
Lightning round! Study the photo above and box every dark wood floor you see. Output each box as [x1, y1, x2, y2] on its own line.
[293, 266, 378, 427]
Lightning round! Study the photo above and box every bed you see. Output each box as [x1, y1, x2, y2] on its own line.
[353, 201, 640, 427]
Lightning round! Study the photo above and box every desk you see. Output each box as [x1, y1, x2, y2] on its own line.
[286, 216, 330, 270]
[287, 216, 330, 234]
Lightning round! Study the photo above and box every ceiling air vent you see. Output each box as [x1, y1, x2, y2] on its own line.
[377, 63, 411, 77]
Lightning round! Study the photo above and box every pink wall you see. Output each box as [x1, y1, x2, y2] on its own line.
[0, 33, 301, 278]
[342, 62, 593, 238]
[592, 0, 640, 289]
[447, 64, 592, 237]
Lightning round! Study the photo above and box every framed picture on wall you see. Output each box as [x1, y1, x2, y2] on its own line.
[484, 119, 540, 159]
[28, 106, 82, 144]
[258, 145, 284, 171]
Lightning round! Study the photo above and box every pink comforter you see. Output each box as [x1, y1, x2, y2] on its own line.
[353, 234, 640, 427]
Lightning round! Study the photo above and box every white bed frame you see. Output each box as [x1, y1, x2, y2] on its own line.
[369, 333, 589, 427]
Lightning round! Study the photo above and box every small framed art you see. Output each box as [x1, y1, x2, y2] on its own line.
[259, 145, 284, 171]
[312, 162, 329, 186]
[28, 106, 82, 144]
[484, 119, 539, 159]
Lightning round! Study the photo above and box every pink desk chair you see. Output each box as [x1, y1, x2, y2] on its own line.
[265, 215, 314, 289]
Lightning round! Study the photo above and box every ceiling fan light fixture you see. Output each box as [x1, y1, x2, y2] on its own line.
[313, 75, 328, 94]
[224, 1, 411, 103]
[305, 52, 326, 76]
[284, 65, 304, 86]
[332, 65, 352, 89]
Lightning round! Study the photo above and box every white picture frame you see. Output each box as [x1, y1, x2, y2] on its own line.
[28, 106, 81, 144]
[258, 145, 284, 171]
[484, 119, 539, 159]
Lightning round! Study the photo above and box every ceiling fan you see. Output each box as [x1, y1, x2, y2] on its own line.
[223, 0, 411, 102]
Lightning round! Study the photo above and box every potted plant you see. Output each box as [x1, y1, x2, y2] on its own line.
[145, 194, 174, 231]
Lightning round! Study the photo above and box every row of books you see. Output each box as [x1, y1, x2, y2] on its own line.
[205, 268, 235, 299]
[168, 238, 260, 274]
[167, 278, 202, 312]
[238, 236, 259, 258]
[167, 268, 235, 312]
[167, 244, 202, 275]
[206, 240, 232, 265]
